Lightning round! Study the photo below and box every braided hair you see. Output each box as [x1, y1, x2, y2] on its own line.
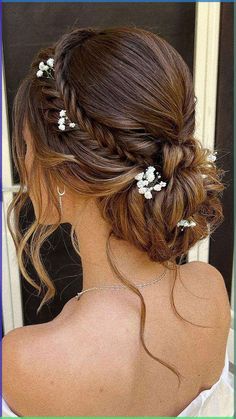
[8, 26, 225, 388]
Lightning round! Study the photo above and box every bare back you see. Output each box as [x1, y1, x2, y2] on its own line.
[10, 261, 231, 417]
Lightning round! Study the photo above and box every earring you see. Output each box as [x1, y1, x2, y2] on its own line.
[56, 185, 65, 212]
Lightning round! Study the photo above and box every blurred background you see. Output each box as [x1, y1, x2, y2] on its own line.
[2, 2, 234, 377]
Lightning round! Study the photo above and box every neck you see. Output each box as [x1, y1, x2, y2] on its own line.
[73, 199, 167, 292]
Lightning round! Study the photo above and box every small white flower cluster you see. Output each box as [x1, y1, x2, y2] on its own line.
[36, 58, 54, 78]
[134, 166, 167, 199]
[177, 219, 196, 231]
[58, 109, 77, 131]
[202, 150, 218, 179]
[207, 150, 217, 162]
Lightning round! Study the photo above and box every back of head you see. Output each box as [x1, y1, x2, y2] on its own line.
[12, 25, 225, 263]
[9, 25, 225, 384]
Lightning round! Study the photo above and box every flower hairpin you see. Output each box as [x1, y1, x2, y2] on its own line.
[135, 166, 167, 199]
[58, 109, 78, 131]
[202, 150, 218, 179]
[207, 150, 217, 162]
[177, 219, 197, 231]
[36, 58, 55, 79]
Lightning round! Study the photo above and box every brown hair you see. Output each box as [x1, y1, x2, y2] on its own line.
[7, 25, 225, 388]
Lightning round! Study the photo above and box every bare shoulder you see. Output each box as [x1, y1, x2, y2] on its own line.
[2, 312, 133, 416]
[2, 323, 54, 416]
[181, 261, 231, 329]
[180, 261, 232, 386]
[2, 325, 34, 416]
[184, 261, 230, 303]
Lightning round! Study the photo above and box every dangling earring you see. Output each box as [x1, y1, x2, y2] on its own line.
[56, 185, 65, 212]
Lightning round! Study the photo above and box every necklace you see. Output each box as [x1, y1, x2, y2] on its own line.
[75, 266, 168, 300]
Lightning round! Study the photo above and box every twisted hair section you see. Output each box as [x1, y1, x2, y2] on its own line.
[8, 26, 226, 389]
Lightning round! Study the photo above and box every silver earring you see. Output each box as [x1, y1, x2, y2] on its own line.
[56, 185, 65, 212]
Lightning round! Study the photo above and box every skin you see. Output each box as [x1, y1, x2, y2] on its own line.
[2, 123, 232, 417]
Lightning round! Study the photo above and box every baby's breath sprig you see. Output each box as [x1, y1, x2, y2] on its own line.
[58, 109, 77, 131]
[36, 58, 55, 79]
[207, 150, 217, 163]
[134, 166, 167, 199]
[177, 219, 197, 231]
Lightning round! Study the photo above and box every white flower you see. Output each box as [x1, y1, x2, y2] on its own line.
[177, 220, 186, 227]
[159, 181, 167, 187]
[60, 110, 67, 117]
[208, 154, 216, 162]
[36, 58, 55, 78]
[146, 173, 155, 182]
[153, 184, 162, 191]
[135, 166, 167, 199]
[135, 172, 144, 181]
[57, 110, 77, 130]
[144, 190, 152, 199]
[47, 58, 54, 68]
[146, 166, 155, 173]
[177, 219, 196, 228]
[36, 70, 43, 77]
[207, 151, 217, 162]
[137, 180, 148, 188]
[39, 61, 45, 70]
[202, 174, 207, 179]
[138, 187, 148, 194]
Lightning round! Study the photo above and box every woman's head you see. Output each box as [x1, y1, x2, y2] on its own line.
[8, 25, 225, 385]
[12, 25, 224, 261]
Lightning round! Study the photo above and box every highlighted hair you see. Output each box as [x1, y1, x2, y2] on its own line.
[8, 26, 225, 388]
